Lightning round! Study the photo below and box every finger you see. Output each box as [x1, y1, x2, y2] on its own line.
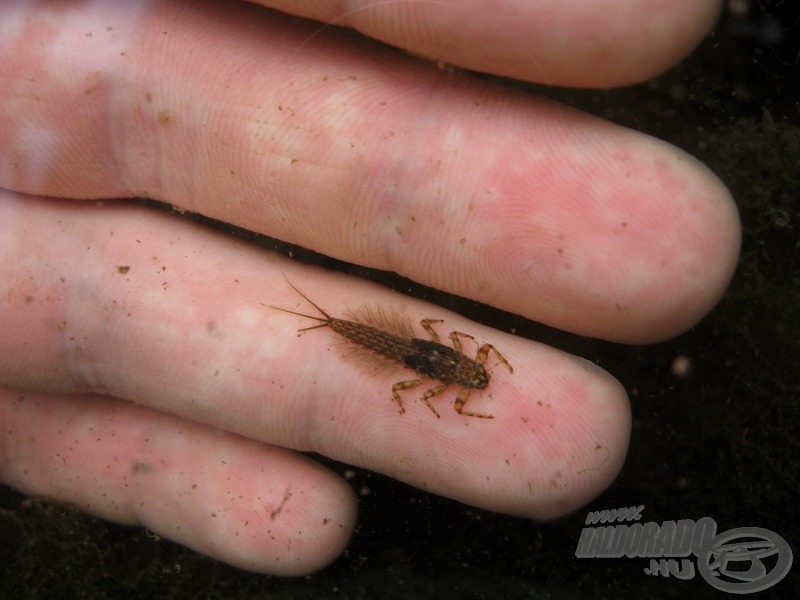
[0, 387, 356, 576]
[0, 192, 630, 519]
[255, 0, 722, 87]
[0, 0, 739, 342]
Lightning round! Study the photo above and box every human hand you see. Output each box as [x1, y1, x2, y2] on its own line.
[0, 0, 739, 576]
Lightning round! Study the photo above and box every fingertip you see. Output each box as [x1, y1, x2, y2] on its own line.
[229, 463, 359, 576]
[611, 145, 741, 344]
[0, 391, 358, 577]
[272, 0, 723, 87]
[130, 433, 359, 577]
[564, 0, 723, 88]
[645, 157, 741, 342]
[496, 127, 741, 343]
[559, 360, 631, 517]
[517, 356, 632, 520]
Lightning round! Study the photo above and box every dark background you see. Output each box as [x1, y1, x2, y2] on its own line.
[2, 1, 798, 598]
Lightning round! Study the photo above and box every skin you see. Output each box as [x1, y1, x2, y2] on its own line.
[0, 0, 739, 576]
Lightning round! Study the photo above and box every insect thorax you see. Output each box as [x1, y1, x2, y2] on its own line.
[403, 338, 489, 388]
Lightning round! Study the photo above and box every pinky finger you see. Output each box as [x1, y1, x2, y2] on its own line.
[0, 388, 356, 575]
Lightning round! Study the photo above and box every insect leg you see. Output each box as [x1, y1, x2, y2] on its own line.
[476, 343, 514, 374]
[392, 379, 423, 414]
[448, 331, 477, 354]
[420, 384, 449, 418]
[419, 319, 444, 343]
[454, 386, 494, 419]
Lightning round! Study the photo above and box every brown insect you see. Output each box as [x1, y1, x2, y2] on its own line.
[268, 280, 513, 419]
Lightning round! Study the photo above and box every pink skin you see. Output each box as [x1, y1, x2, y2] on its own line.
[0, 0, 737, 576]
[265, 0, 722, 87]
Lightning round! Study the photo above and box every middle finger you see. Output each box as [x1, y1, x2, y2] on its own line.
[0, 192, 630, 519]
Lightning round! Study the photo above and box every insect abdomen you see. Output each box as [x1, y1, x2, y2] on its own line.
[328, 318, 417, 363]
[328, 318, 487, 388]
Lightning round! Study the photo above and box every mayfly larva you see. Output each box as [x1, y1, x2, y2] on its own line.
[268, 280, 513, 419]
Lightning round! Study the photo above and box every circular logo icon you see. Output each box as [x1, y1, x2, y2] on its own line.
[697, 527, 793, 594]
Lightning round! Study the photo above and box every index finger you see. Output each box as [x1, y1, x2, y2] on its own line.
[255, 0, 722, 87]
